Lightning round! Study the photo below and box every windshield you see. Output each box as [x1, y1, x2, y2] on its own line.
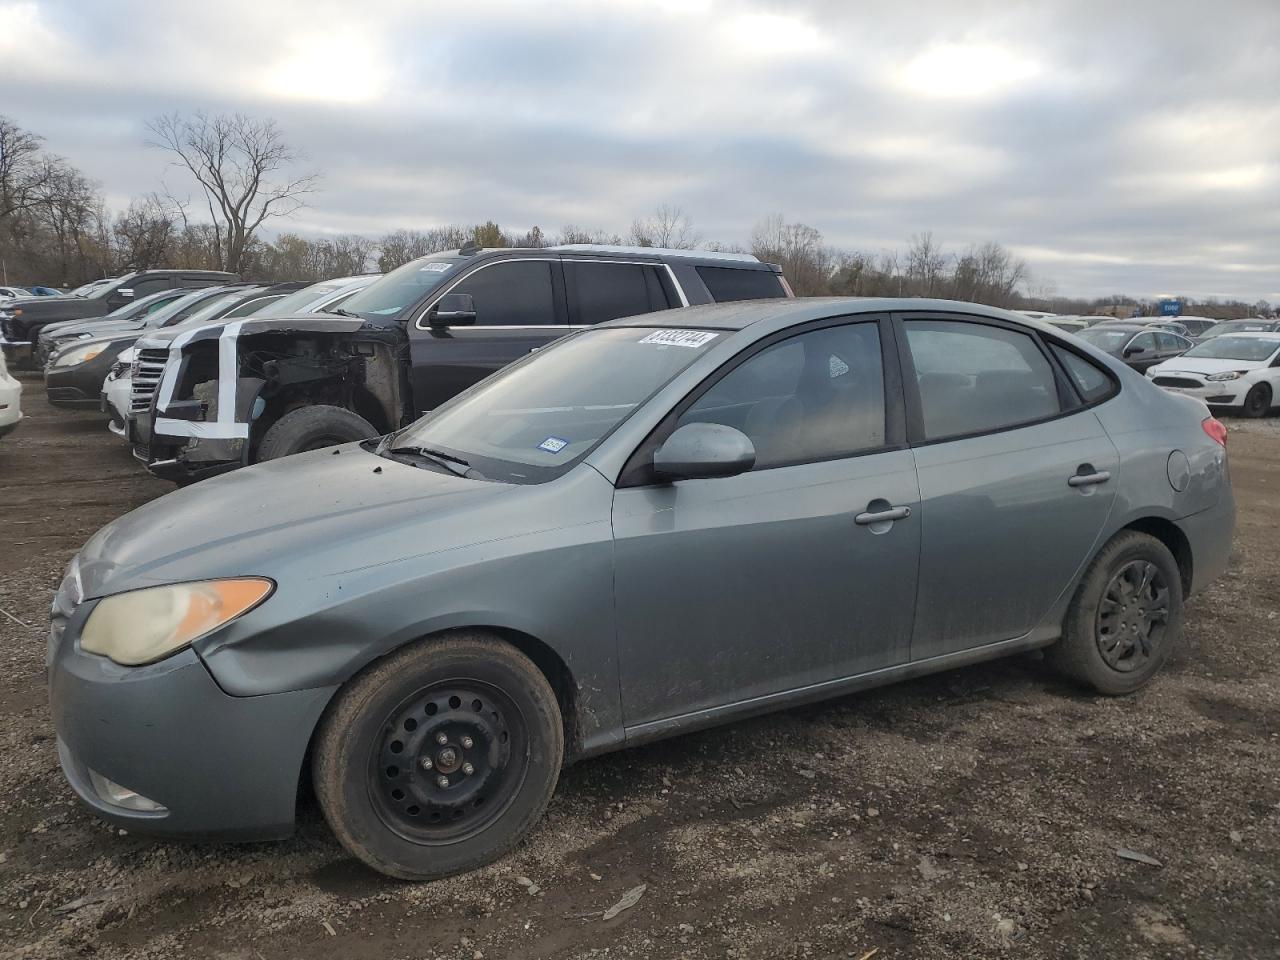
[251, 283, 342, 318]
[140, 289, 221, 328]
[1184, 336, 1280, 362]
[341, 256, 462, 319]
[68, 280, 108, 297]
[1203, 320, 1272, 338]
[167, 292, 251, 329]
[1077, 328, 1133, 351]
[386, 326, 726, 483]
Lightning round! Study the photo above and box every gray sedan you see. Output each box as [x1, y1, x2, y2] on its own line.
[49, 298, 1235, 879]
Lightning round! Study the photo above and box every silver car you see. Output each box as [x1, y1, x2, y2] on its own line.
[49, 299, 1235, 879]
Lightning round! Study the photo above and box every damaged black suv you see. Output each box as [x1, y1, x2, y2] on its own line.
[130, 244, 791, 482]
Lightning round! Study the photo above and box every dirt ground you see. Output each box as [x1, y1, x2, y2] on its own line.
[1, 371, 1277, 960]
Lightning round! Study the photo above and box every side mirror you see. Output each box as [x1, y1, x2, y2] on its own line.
[1123, 345, 1145, 357]
[429, 293, 477, 326]
[653, 422, 755, 481]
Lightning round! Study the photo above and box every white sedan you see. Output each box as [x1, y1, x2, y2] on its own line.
[1146, 332, 1280, 417]
[103, 346, 134, 437]
[0, 348, 21, 438]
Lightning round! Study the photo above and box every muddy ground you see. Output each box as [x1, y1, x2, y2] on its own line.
[1, 372, 1277, 960]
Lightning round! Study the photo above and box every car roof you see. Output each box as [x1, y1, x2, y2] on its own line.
[1210, 331, 1280, 340]
[456, 245, 778, 271]
[598, 297, 1044, 333]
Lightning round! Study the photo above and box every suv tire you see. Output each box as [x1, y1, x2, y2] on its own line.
[256, 405, 377, 460]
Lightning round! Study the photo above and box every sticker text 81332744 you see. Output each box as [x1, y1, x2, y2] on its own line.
[638, 330, 720, 348]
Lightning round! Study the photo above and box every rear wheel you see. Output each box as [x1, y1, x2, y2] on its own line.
[255, 404, 377, 461]
[1047, 531, 1182, 695]
[1241, 383, 1271, 418]
[312, 634, 564, 880]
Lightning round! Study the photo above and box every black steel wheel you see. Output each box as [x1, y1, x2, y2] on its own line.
[1241, 383, 1271, 419]
[313, 633, 563, 880]
[1047, 531, 1183, 695]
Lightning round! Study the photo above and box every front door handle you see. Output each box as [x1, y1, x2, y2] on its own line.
[855, 505, 911, 525]
[1068, 470, 1111, 488]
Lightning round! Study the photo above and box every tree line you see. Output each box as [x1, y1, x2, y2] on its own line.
[0, 113, 1268, 318]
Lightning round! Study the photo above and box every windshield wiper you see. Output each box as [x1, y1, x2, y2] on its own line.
[385, 445, 472, 476]
[329, 307, 361, 319]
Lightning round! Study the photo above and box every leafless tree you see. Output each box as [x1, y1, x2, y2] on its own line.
[114, 196, 178, 270]
[556, 224, 622, 246]
[147, 111, 320, 274]
[0, 116, 50, 228]
[750, 215, 837, 295]
[905, 231, 947, 297]
[629, 204, 700, 249]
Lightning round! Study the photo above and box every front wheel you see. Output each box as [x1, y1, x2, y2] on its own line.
[312, 634, 564, 880]
[1241, 383, 1271, 419]
[1046, 531, 1183, 695]
[255, 404, 377, 461]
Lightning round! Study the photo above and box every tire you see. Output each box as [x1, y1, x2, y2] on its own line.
[1241, 383, 1271, 419]
[255, 404, 377, 461]
[1046, 531, 1183, 695]
[312, 633, 564, 881]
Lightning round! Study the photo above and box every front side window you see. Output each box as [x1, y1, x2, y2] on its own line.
[678, 323, 885, 468]
[567, 262, 669, 325]
[904, 320, 1061, 440]
[450, 261, 557, 326]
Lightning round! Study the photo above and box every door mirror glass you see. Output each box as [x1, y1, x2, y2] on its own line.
[1123, 344, 1145, 357]
[653, 422, 755, 481]
[430, 292, 477, 326]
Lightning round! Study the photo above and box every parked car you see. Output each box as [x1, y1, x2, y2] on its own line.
[1016, 310, 1058, 321]
[130, 244, 792, 483]
[45, 285, 302, 410]
[0, 285, 32, 302]
[102, 278, 375, 438]
[49, 297, 1234, 879]
[0, 270, 237, 367]
[1074, 315, 1119, 327]
[1143, 320, 1191, 337]
[1147, 332, 1280, 417]
[1170, 316, 1218, 338]
[1048, 318, 1089, 334]
[27, 286, 63, 297]
[1198, 319, 1280, 340]
[1076, 323, 1192, 372]
[0, 349, 20, 438]
[36, 287, 199, 366]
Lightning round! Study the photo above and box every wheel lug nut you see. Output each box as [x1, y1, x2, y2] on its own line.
[437, 775, 449, 788]
[436, 733, 448, 745]
[460, 736, 474, 749]
[462, 762, 475, 776]
[420, 757, 433, 770]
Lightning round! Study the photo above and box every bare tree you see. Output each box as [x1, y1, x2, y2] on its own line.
[557, 224, 622, 246]
[147, 112, 320, 274]
[750, 215, 836, 295]
[905, 231, 947, 297]
[629, 204, 700, 249]
[114, 196, 178, 270]
[0, 116, 50, 228]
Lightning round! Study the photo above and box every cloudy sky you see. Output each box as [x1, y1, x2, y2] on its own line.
[3, 0, 1278, 300]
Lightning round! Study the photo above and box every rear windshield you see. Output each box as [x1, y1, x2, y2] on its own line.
[384, 326, 725, 483]
[1184, 336, 1280, 362]
[697, 266, 786, 302]
[341, 256, 463, 319]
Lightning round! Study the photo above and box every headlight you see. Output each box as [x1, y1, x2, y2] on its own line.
[52, 343, 107, 367]
[1205, 371, 1246, 381]
[80, 578, 273, 666]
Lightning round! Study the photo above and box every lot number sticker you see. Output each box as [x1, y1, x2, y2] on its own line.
[638, 330, 720, 348]
[537, 436, 570, 454]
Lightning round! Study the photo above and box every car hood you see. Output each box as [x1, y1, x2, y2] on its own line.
[49, 318, 140, 340]
[74, 443, 522, 599]
[1151, 356, 1266, 375]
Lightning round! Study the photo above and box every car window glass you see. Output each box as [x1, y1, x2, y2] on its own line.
[904, 320, 1062, 440]
[678, 323, 885, 468]
[451, 261, 556, 326]
[568, 262, 666, 325]
[1049, 343, 1113, 404]
[696, 266, 787, 302]
[1130, 333, 1156, 352]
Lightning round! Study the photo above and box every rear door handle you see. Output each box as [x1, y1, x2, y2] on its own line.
[855, 505, 911, 525]
[1068, 470, 1111, 487]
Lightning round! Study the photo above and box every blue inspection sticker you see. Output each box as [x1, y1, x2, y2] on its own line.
[537, 436, 570, 454]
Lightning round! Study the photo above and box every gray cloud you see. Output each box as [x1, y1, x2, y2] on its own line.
[2, 0, 1278, 299]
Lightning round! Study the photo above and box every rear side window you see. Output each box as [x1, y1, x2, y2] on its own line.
[696, 266, 787, 303]
[1049, 343, 1114, 404]
[451, 261, 557, 326]
[567, 262, 672, 325]
[904, 320, 1062, 440]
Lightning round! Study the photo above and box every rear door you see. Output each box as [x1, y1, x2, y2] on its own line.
[564, 259, 677, 325]
[896, 313, 1119, 660]
[408, 257, 567, 414]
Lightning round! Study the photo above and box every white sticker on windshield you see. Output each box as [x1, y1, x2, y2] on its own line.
[829, 354, 850, 378]
[638, 330, 720, 348]
[419, 262, 452, 273]
[537, 436, 569, 454]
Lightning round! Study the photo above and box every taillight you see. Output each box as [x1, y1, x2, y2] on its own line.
[1202, 417, 1227, 447]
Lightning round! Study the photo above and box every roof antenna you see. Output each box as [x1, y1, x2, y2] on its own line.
[459, 240, 482, 256]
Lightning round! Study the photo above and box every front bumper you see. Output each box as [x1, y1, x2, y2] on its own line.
[1149, 378, 1246, 408]
[49, 629, 335, 840]
[46, 352, 117, 409]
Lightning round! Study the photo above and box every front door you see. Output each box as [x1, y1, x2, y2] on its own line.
[896, 315, 1119, 660]
[611, 318, 921, 730]
[408, 258, 568, 415]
